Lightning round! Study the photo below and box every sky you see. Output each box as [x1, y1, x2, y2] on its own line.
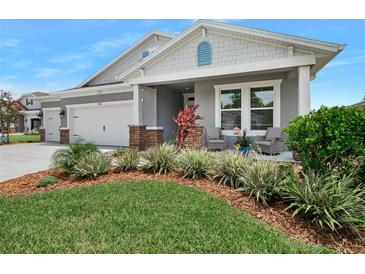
[0, 19, 364, 109]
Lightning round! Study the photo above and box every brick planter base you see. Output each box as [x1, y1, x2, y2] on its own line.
[185, 126, 204, 149]
[40, 128, 45, 142]
[129, 125, 164, 150]
[60, 128, 69, 144]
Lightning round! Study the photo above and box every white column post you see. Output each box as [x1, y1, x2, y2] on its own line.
[298, 65, 311, 115]
[133, 84, 143, 125]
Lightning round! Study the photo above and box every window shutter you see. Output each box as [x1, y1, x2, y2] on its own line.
[197, 41, 212, 66]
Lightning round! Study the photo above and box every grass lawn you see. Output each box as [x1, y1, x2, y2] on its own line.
[8, 134, 40, 143]
[0, 180, 333, 253]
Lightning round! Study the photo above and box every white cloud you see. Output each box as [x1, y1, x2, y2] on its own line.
[327, 55, 365, 67]
[0, 38, 20, 48]
[33, 68, 60, 78]
[49, 53, 85, 63]
[11, 61, 30, 69]
[89, 33, 141, 56]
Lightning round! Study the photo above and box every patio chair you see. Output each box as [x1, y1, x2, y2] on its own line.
[255, 127, 284, 155]
[205, 127, 226, 151]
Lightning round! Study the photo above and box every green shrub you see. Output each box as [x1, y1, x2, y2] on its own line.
[284, 106, 365, 180]
[237, 159, 289, 206]
[71, 152, 112, 179]
[176, 149, 216, 179]
[36, 176, 59, 188]
[112, 148, 124, 158]
[283, 170, 365, 232]
[142, 143, 177, 174]
[51, 142, 99, 173]
[114, 148, 140, 172]
[213, 151, 247, 187]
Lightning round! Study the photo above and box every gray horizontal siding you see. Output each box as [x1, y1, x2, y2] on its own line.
[45, 92, 133, 128]
[41, 101, 61, 108]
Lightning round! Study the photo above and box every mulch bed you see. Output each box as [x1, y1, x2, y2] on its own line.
[1, 168, 364, 254]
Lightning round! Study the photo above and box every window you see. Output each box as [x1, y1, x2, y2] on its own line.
[220, 89, 241, 130]
[30, 99, 33, 105]
[142, 50, 150, 58]
[197, 41, 211, 66]
[250, 86, 274, 130]
[26, 98, 29, 105]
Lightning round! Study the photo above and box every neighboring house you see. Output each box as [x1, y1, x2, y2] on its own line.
[10, 92, 48, 133]
[352, 100, 365, 107]
[38, 20, 345, 148]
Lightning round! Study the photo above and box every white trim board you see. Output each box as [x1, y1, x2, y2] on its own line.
[128, 55, 315, 85]
[214, 79, 282, 136]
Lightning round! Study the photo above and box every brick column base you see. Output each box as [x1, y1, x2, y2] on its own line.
[129, 125, 146, 150]
[129, 125, 164, 150]
[60, 128, 69, 144]
[40, 128, 45, 142]
[145, 127, 164, 149]
[185, 126, 204, 149]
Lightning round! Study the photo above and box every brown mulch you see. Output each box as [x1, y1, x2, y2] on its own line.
[1, 168, 365, 254]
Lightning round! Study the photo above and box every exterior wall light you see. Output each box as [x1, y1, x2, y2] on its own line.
[59, 110, 65, 118]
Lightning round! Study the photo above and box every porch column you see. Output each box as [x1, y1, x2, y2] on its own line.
[133, 84, 143, 124]
[298, 65, 311, 115]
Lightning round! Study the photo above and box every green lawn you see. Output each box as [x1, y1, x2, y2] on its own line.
[9, 134, 40, 143]
[0, 181, 333, 253]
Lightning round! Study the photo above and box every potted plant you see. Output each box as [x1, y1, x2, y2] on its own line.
[233, 127, 251, 156]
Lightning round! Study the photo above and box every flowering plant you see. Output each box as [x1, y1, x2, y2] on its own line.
[173, 104, 202, 149]
[233, 127, 250, 148]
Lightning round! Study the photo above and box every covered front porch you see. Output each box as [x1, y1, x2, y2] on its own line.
[130, 64, 311, 152]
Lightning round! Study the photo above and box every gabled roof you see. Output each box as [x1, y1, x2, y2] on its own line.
[352, 101, 365, 107]
[117, 20, 346, 81]
[77, 30, 176, 88]
[19, 92, 49, 99]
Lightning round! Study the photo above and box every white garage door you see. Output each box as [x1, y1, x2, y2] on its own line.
[69, 102, 133, 146]
[44, 109, 60, 142]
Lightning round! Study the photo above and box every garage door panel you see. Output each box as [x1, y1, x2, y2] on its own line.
[44, 110, 60, 142]
[70, 102, 133, 146]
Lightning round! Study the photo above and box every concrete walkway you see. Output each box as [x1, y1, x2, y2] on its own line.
[0, 142, 114, 182]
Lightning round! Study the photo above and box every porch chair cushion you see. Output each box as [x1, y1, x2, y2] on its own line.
[205, 127, 220, 139]
[205, 127, 226, 151]
[265, 127, 282, 141]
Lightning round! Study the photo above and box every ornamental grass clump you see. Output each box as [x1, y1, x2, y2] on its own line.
[141, 143, 177, 174]
[36, 176, 59, 188]
[237, 159, 290, 206]
[283, 170, 365, 232]
[213, 151, 247, 187]
[176, 149, 216, 179]
[51, 141, 99, 173]
[114, 148, 140, 172]
[71, 152, 112, 179]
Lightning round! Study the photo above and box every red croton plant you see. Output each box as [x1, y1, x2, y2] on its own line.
[173, 104, 202, 149]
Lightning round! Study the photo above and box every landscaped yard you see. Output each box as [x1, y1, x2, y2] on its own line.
[8, 134, 40, 143]
[0, 180, 332, 254]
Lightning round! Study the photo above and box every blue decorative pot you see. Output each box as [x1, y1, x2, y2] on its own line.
[239, 146, 251, 156]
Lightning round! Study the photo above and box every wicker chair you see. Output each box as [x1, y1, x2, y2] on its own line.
[205, 127, 226, 151]
[255, 127, 284, 155]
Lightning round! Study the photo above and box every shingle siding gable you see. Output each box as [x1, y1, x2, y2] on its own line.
[87, 35, 170, 86]
[140, 27, 309, 78]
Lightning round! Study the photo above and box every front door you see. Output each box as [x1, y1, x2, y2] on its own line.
[31, 118, 41, 130]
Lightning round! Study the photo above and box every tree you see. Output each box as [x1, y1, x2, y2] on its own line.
[0, 90, 22, 143]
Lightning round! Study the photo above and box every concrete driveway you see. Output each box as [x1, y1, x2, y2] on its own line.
[0, 142, 114, 182]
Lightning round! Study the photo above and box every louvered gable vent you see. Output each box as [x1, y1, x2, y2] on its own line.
[197, 41, 211, 66]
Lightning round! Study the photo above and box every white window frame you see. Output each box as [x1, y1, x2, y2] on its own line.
[214, 79, 282, 136]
